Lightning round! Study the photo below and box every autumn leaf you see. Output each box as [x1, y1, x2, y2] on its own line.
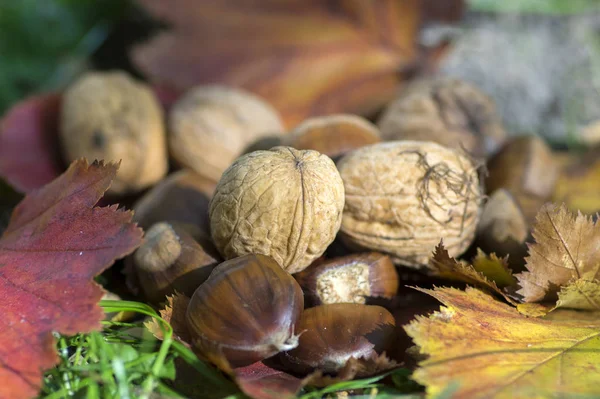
[132, 0, 464, 127]
[0, 94, 63, 193]
[0, 159, 142, 399]
[556, 279, 600, 311]
[517, 203, 600, 303]
[405, 287, 600, 399]
[472, 249, 516, 288]
[428, 243, 515, 303]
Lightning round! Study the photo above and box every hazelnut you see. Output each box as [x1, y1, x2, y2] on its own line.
[337, 141, 482, 269]
[209, 146, 345, 274]
[377, 77, 507, 158]
[294, 253, 398, 305]
[279, 303, 396, 374]
[186, 254, 303, 368]
[60, 71, 168, 194]
[131, 222, 220, 304]
[285, 114, 381, 161]
[168, 86, 284, 181]
[486, 136, 557, 222]
[476, 189, 528, 265]
[133, 169, 216, 234]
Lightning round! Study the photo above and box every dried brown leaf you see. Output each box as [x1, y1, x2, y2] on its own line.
[517, 203, 600, 302]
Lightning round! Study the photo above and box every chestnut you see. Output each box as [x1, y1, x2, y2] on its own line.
[186, 254, 304, 368]
[294, 253, 399, 305]
[280, 303, 396, 374]
[284, 114, 381, 161]
[131, 222, 220, 304]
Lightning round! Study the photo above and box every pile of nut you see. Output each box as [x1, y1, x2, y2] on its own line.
[59, 71, 558, 376]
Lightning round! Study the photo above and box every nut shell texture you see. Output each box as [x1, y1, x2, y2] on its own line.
[169, 85, 284, 181]
[60, 71, 167, 194]
[338, 141, 482, 268]
[377, 77, 506, 158]
[186, 254, 304, 367]
[210, 146, 345, 273]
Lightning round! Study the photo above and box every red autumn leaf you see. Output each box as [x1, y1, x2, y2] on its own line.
[0, 94, 63, 193]
[0, 159, 143, 399]
[132, 0, 464, 127]
[0, 88, 176, 194]
[234, 362, 303, 399]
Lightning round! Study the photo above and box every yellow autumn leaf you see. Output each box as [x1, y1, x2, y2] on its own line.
[472, 249, 515, 288]
[517, 203, 600, 303]
[556, 279, 600, 311]
[428, 243, 515, 303]
[405, 287, 600, 399]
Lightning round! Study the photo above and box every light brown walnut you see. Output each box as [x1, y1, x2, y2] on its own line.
[377, 77, 506, 158]
[338, 141, 482, 269]
[60, 71, 167, 195]
[169, 85, 284, 181]
[209, 146, 344, 274]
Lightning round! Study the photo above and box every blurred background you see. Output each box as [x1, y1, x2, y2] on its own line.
[2, 0, 600, 144]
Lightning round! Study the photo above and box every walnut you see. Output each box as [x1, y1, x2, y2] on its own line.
[209, 146, 345, 274]
[337, 141, 482, 269]
[377, 77, 507, 158]
[168, 85, 284, 181]
[60, 71, 168, 194]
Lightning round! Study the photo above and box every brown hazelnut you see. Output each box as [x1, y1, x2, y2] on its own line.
[294, 253, 398, 305]
[209, 146, 345, 274]
[279, 303, 396, 374]
[486, 136, 558, 222]
[338, 141, 482, 269]
[285, 114, 381, 161]
[377, 77, 507, 158]
[131, 222, 220, 304]
[186, 254, 304, 368]
[476, 189, 528, 265]
[133, 169, 216, 234]
[60, 70, 168, 194]
[168, 85, 284, 181]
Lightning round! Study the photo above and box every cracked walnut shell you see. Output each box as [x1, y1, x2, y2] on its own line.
[337, 141, 482, 269]
[60, 71, 168, 194]
[209, 147, 344, 274]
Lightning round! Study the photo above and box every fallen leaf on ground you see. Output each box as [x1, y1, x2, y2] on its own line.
[132, 0, 463, 127]
[556, 279, 600, 311]
[0, 159, 142, 399]
[0, 94, 63, 193]
[405, 287, 600, 399]
[428, 243, 515, 303]
[517, 203, 600, 303]
[471, 249, 515, 288]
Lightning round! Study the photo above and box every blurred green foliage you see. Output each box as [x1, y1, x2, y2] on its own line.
[469, 0, 600, 14]
[0, 0, 131, 116]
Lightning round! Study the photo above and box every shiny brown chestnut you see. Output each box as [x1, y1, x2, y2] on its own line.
[133, 169, 217, 234]
[284, 114, 381, 161]
[132, 222, 220, 304]
[280, 303, 396, 374]
[186, 254, 304, 368]
[486, 136, 558, 222]
[294, 253, 399, 305]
